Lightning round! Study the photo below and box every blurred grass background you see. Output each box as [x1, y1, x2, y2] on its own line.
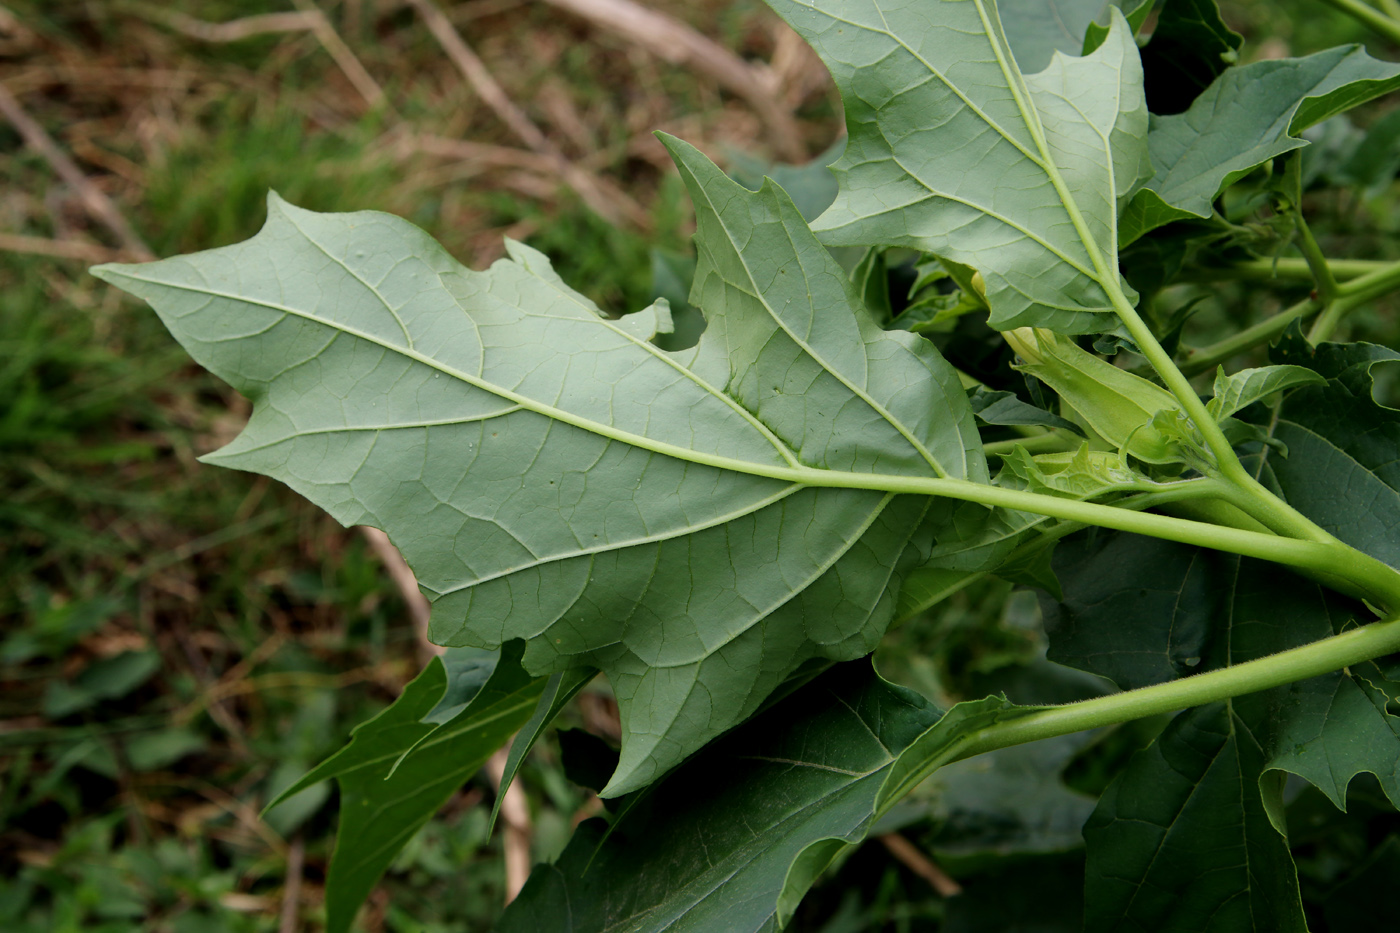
[0, 1, 1397, 931]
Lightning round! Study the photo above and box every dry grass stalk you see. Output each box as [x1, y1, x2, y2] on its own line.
[278, 835, 305, 933]
[359, 527, 440, 664]
[486, 746, 535, 905]
[540, 0, 807, 162]
[126, 2, 386, 109]
[0, 84, 153, 259]
[405, 0, 650, 231]
[0, 232, 142, 263]
[878, 833, 963, 897]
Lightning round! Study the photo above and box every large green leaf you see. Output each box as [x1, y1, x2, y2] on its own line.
[1083, 702, 1306, 933]
[1042, 532, 1217, 690]
[1048, 522, 1399, 927]
[1121, 46, 1400, 244]
[92, 138, 987, 796]
[1264, 338, 1400, 571]
[499, 661, 1035, 932]
[769, 0, 1150, 333]
[267, 643, 544, 933]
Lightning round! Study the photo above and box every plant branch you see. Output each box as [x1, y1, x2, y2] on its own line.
[957, 611, 1400, 759]
[1181, 295, 1320, 376]
[1294, 213, 1340, 303]
[1178, 257, 1387, 284]
[1318, 0, 1400, 43]
[1308, 254, 1400, 341]
[784, 470, 1400, 608]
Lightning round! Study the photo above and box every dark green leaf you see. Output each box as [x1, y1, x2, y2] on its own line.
[488, 666, 596, 831]
[501, 663, 1044, 932]
[915, 733, 1099, 861]
[1083, 703, 1306, 933]
[1264, 339, 1400, 570]
[1042, 532, 1216, 689]
[967, 386, 1086, 435]
[269, 643, 544, 933]
[1137, 0, 1242, 115]
[498, 661, 942, 933]
[1122, 46, 1400, 244]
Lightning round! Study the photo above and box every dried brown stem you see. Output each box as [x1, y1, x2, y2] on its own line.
[359, 527, 440, 664]
[486, 746, 534, 904]
[0, 232, 143, 263]
[278, 834, 305, 933]
[0, 84, 153, 259]
[405, 0, 649, 230]
[124, 2, 386, 109]
[878, 833, 962, 898]
[539, 0, 806, 162]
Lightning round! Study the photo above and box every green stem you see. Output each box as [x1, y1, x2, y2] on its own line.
[955, 611, 1400, 760]
[787, 468, 1400, 609]
[1179, 257, 1386, 284]
[1181, 296, 1320, 376]
[1318, 0, 1400, 43]
[1184, 256, 1400, 373]
[1294, 213, 1340, 303]
[983, 432, 1078, 456]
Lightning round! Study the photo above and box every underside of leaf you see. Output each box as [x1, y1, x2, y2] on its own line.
[92, 139, 989, 795]
[769, 0, 1149, 334]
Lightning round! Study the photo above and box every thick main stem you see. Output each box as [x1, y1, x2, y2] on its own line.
[955, 611, 1400, 759]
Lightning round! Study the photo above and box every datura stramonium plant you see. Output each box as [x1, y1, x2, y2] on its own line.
[92, 0, 1400, 929]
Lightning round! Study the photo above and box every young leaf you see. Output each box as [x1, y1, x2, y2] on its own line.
[1205, 363, 1325, 420]
[1121, 46, 1400, 244]
[769, 1, 1150, 333]
[487, 666, 597, 832]
[1083, 703, 1307, 933]
[967, 386, 1085, 435]
[267, 642, 544, 933]
[93, 133, 988, 796]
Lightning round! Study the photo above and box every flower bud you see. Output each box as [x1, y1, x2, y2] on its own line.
[1002, 328, 1184, 465]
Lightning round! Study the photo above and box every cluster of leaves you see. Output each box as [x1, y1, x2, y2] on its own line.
[92, 0, 1400, 929]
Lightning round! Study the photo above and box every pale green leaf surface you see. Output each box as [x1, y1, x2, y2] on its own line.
[93, 137, 986, 794]
[769, 1, 1149, 333]
[1122, 46, 1400, 244]
[1206, 363, 1325, 420]
[996, 0, 1124, 74]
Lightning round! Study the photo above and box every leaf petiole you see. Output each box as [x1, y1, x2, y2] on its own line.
[951, 610, 1400, 760]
